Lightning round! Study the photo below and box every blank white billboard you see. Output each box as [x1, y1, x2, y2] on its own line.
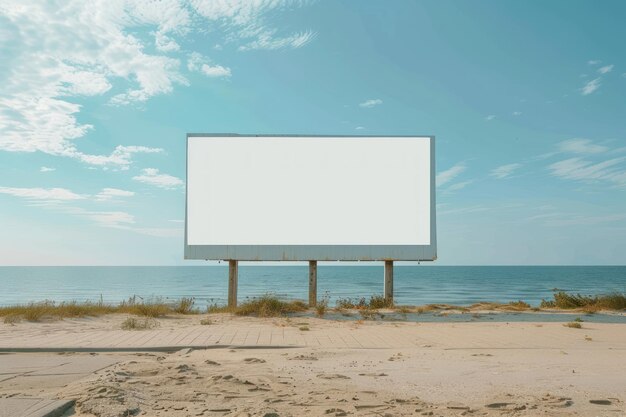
[185, 135, 436, 261]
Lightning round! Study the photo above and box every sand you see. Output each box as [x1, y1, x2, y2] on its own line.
[1, 314, 625, 416]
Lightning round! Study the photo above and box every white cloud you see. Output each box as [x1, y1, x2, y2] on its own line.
[485, 115, 496, 121]
[587, 60, 601, 65]
[490, 163, 523, 179]
[201, 64, 232, 78]
[40, 166, 56, 172]
[0, 186, 85, 202]
[359, 99, 383, 108]
[581, 78, 601, 95]
[512, 111, 522, 116]
[133, 168, 184, 189]
[239, 31, 315, 51]
[598, 64, 614, 74]
[548, 157, 626, 187]
[74, 146, 163, 169]
[85, 211, 136, 228]
[155, 31, 180, 52]
[0, 1, 314, 164]
[94, 188, 135, 201]
[558, 138, 608, 154]
[446, 180, 473, 192]
[355, 126, 365, 130]
[436, 163, 466, 187]
[188, 52, 231, 78]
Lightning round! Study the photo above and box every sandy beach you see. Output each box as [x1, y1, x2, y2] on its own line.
[1, 314, 625, 416]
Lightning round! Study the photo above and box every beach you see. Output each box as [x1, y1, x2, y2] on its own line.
[1, 313, 625, 416]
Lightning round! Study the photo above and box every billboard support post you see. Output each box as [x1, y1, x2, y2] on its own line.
[384, 260, 393, 303]
[308, 260, 317, 307]
[228, 260, 238, 308]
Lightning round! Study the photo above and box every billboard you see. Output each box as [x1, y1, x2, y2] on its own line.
[185, 135, 436, 261]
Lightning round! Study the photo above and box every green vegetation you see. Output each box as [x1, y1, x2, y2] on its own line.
[0, 297, 202, 322]
[234, 295, 307, 318]
[540, 292, 626, 311]
[121, 317, 158, 330]
[335, 295, 393, 310]
[173, 297, 198, 314]
[315, 294, 330, 317]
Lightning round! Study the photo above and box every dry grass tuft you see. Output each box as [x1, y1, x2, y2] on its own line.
[174, 297, 198, 314]
[121, 317, 158, 330]
[564, 322, 582, 329]
[3, 314, 21, 324]
[0, 296, 203, 322]
[200, 317, 212, 325]
[335, 295, 393, 311]
[315, 294, 330, 317]
[541, 292, 626, 311]
[235, 295, 307, 318]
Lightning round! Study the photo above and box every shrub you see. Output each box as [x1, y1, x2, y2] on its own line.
[564, 322, 582, 329]
[235, 295, 307, 318]
[315, 294, 330, 317]
[369, 295, 393, 309]
[174, 297, 197, 314]
[121, 317, 157, 330]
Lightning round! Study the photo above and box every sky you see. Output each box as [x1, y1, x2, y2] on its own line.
[1, 0, 625, 266]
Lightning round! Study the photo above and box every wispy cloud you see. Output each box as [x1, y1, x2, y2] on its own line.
[446, 180, 473, 191]
[598, 64, 614, 74]
[0, 185, 180, 235]
[548, 157, 626, 187]
[436, 163, 466, 187]
[94, 188, 135, 202]
[355, 126, 365, 130]
[40, 166, 55, 172]
[558, 138, 608, 154]
[512, 111, 522, 116]
[359, 99, 383, 108]
[490, 163, 523, 179]
[587, 60, 601, 65]
[239, 31, 315, 51]
[581, 78, 601, 95]
[133, 168, 184, 189]
[0, 1, 315, 165]
[0, 186, 85, 202]
[485, 115, 496, 121]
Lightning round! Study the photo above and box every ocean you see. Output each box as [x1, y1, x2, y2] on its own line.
[1, 265, 624, 308]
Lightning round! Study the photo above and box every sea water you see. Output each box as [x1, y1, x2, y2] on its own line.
[1, 265, 624, 308]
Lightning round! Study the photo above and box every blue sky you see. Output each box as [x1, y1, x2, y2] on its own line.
[1, 0, 625, 265]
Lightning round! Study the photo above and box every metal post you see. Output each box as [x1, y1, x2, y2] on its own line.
[384, 260, 393, 304]
[308, 260, 318, 307]
[228, 260, 238, 309]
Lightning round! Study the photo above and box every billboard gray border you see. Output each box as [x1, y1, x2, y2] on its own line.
[184, 134, 436, 261]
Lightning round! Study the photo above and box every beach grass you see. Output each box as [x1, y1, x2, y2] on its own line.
[540, 292, 626, 311]
[0, 297, 200, 322]
[234, 295, 308, 318]
[335, 295, 393, 310]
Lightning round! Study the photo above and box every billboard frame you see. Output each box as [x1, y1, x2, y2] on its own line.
[184, 134, 436, 262]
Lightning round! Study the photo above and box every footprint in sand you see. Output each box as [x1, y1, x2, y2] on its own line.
[244, 358, 266, 363]
[204, 359, 221, 365]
